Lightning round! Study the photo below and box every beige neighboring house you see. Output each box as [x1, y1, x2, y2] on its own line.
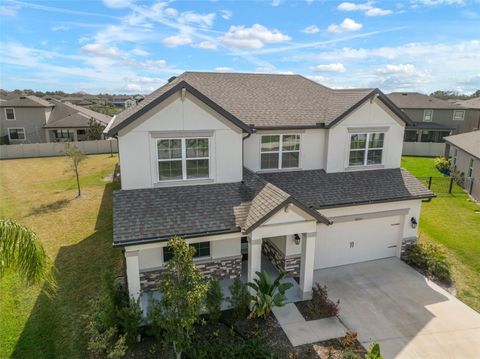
[388, 92, 477, 157]
[105, 72, 433, 308]
[0, 95, 111, 144]
[445, 130, 480, 201]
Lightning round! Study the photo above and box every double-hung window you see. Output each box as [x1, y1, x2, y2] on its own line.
[163, 241, 210, 262]
[157, 138, 209, 181]
[8, 128, 25, 140]
[423, 110, 433, 122]
[260, 134, 300, 170]
[349, 132, 384, 166]
[453, 110, 465, 121]
[5, 108, 15, 121]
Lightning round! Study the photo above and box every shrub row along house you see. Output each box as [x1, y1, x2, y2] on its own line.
[388, 92, 480, 157]
[105, 72, 434, 308]
[0, 95, 111, 144]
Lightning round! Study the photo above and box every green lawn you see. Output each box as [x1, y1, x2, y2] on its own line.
[0, 154, 122, 359]
[402, 156, 480, 312]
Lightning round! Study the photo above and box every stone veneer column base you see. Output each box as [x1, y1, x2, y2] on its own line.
[262, 239, 301, 277]
[139, 255, 242, 292]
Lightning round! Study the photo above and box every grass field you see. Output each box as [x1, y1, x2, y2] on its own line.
[0, 154, 122, 359]
[402, 156, 480, 312]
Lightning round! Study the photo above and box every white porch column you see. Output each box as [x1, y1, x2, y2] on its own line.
[299, 232, 316, 300]
[247, 233, 262, 283]
[125, 250, 141, 300]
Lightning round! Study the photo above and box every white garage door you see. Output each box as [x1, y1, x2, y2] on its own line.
[314, 214, 402, 269]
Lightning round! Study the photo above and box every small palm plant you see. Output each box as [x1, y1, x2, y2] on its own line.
[247, 270, 293, 319]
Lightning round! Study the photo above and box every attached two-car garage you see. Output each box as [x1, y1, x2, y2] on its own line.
[314, 213, 404, 270]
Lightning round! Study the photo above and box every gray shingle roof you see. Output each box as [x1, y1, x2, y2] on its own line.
[259, 168, 435, 210]
[455, 97, 480, 109]
[107, 72, 390, 135]
[388, 92, 466, 110]
[407, 121, 456, 130]
[0, 95, 53, 108]
[44, 99, 111, 128]
[113, 167, 433, 246]
[444, 130, 480, 160]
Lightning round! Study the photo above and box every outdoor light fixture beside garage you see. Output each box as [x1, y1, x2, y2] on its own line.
[410, 217, 418, 229]
[294, 234, 301, 245]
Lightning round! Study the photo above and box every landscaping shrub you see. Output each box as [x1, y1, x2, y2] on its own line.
[228, 277, 251, 319]
[342, 350, 361, 359]
[299, 283, 339, 320]
[341, 331, 358, 350]
[365, 343, 384, 359]
[248, 271, 293, 319]
[434, 157, 451, 176]
[206, 279, 223, 323]
[117, 297, 143, 344]
[404, 243, 451, 283]
[85, 321, 127, 359]
[184, 338, 276, 359]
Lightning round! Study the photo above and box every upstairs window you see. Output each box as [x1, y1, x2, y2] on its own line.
[157, 138, 209, 181]
[423, 110, 433, 122]
[163, 241, 210, 262]
[349, 132, 384, 166]
[453, 110, 465, 121]
[260, 134, 300, 170]
[8, 128, 25, 140]
[5, 108, 15, 120]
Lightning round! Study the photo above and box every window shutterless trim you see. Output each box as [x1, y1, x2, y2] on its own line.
[453, 110, 465, 121]
[260, 134, 300, 170]
[423, 109, 433, 122]
[348, 132, 384, 167]
[4, 108, 16, 121]
[7, 127, 26, 140]
[156, 137, 210, 182]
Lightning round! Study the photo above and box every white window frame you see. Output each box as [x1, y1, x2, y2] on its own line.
[423, 109, 433, 122]
[468, 158, 474, 178]
[348, 132, 385, 167]
[7, 127, 26, 141]
[453, 110, 465, 121]
[260, 134, 301, 170]
[5, 108, 16, 121]
[156, 137, 210, 182]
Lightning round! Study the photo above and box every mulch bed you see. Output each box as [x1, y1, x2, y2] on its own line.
[295, 300, 335, 321]
[126, 310, 366, 359]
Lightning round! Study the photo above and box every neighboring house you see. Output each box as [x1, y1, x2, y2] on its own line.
[388, 92, 476, 157]
[0, 95, 111, 144]
[444, 130, 480, 201]
[106, 72, 434, 306]
[455, 97, 480, 132]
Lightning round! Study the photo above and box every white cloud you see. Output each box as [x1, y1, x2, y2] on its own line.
[178, 11, 215, 27]
[220, 10, 232, 20]
[164, 7, 178, 17]
[219, 24, 290, 49]
[302, 25, 320, 34]
[328, 18, 362, 32]
[0, 5, 19, 16]
[412, 0, 465, 6]
[192, 41, 218, 50]
[272, 0, 281, 6]
[215, 67, 234, 72]
[102, 0, 133, 9]
[143, 59, 167, 68]
[376, 63, 417, 74]
[162, 34, 192, 47]
[130, 48, 150, 56]
[126, 83, 142, 91]
[338, 2, 393, 16]
[81, 43, 121, 57]
[311, 63, 346, 72]
[51, 25, 70, 31]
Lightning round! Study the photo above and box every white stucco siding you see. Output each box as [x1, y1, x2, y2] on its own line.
[118, 92, 243, 190]
[243, 129, 327, 172]
[211, 238, 241, 259]
[326, 99, 405, 173]
[139, 247, 163, 270]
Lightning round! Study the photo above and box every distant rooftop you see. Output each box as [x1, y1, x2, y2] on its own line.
[0, 95, 53, 108]
[388, 92, 466, 110]
[455, 97, 480, 109]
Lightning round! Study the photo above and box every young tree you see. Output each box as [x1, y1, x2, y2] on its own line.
[0, 219, 55, 289]
[148, 237, 208, 359]
[63, 143, 86, 198]
[87, 119, 105, 140]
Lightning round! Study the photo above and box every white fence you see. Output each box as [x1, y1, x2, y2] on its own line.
[0, 139, 118, 160]
[402, 142, 446, 157]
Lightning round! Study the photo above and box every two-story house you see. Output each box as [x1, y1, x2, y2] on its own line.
[388, 92, 476, 157]
[106, 72, 434, 307]
[0, 95, 111, 144]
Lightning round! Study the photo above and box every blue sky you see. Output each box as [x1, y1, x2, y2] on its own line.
[0, 0, 479, 94]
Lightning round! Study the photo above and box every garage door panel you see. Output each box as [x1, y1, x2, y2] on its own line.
[315, 215, 402, 269]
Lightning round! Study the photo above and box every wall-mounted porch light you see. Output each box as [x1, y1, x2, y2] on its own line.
[294, 234, 301, 245]
[410, 217, 418, 229]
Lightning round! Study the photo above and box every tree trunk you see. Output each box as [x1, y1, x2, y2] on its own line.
[173, 342, 181, 359]
[74, 163, 81, 197]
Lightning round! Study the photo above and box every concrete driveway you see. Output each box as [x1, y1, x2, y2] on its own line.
[314, 258, 480, 359]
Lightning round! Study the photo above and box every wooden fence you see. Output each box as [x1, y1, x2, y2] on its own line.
[0, 139, 118, 159]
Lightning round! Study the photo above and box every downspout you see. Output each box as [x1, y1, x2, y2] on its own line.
[241, 126, 256, 168]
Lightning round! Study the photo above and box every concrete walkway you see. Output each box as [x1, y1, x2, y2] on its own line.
[272, 303, 347, 346]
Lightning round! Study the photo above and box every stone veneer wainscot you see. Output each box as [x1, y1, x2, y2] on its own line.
[262, 239, 301, 277]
